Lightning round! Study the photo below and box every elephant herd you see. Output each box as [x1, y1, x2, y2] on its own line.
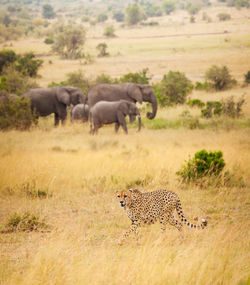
[2, 83, 158, 134]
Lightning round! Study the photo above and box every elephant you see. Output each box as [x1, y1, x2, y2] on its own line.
[23, 86, 86, 126]
[89, 100, 141, 134]
[87, 83, 157, 119]
[70, 104, 89, 122]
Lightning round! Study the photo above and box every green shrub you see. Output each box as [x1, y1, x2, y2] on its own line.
[195, 81, 212, 90]
[2, 212, 49, 233]
[0, 95, 37, 130]
[113, 11, 125, 22]
[176, 149, 226, 183]
[16, 52, 43, 77]
[0, 65, 37, 95]
[94, 73, 115, 84]
[97, 13, 108, 22]
[187, 99, 205, 108]
[104, 26, 116, 37]
[154, 71, 193, 106]
[205, 65, 236, 90]
[217, 13, 231, 21]
[201, 96, 245, 118]
[201, 101, 223, 118]
[119, 68, 151, 84]
[162, 1, 176, 15]
[44, 37, 54, 44]
[0, 49, 17, 74]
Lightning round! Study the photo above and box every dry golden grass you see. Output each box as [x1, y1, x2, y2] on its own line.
[0, 5, 250, 285]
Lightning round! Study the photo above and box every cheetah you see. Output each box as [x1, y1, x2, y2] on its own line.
[116, 188, 207, 244]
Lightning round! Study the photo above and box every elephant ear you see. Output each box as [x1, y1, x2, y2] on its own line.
[56, 87, 70, 106]
[127, 83, 143, 104]
[118, 100, 130, 115]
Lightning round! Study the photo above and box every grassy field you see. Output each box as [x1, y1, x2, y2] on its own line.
[0, 4, 250, 285]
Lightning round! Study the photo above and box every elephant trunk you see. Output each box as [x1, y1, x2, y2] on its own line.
[146, 92, 158, 120]
[137, 114, 141, 132]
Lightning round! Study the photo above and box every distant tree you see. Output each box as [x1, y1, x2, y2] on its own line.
[113, 11, 125, 22]
[126, 3, 143, 25]
[3, 14, 11, 27]
[162, 1, 176, 15]
[217, 13, 231, 21]
[145, 4, 162, 17]
[104, 26, 116, 37]
[97, 13, 108, 23]
[244, 71, 250, 84]
[96, 43, 109, 57]
[52, 25, 86, 59]
[205, 65, 236, 90]
[42, 4, 56, 19]
[186, 4, 201, 15]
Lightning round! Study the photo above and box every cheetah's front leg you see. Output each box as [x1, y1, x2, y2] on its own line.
[118, 222, 140, 245]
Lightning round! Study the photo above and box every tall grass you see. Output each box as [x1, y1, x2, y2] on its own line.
[0, 118, 249, 284]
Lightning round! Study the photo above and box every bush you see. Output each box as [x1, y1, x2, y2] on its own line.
[154, 71, 193, 106]
[244, 71, 250, 84]
[119, 68, 151, 84]
[104, 26, 116, 38]
[96, 42, 109, 57]
[162, 1, 176, 15]
[126, 3, 144, 25]
[44, 37, 54, 44]
[195, 81, 212, 90]
[186, 3, 201, 15]
[113, 11, 125, 22]
[187, 99, 205, 108]
[201, 96, 245, 118]
[221, 96, 245, 118]
[217, 13, 231, 21]
[0, 65, 37, 95]
[97, 13, 108, 22]
[0, 95, 38, 130]
[94, 73, 115, 84]
[205, 65, 236, 90]
[16, 52, 43, 77]
[2, 212, 49, 233]
[49, 70, 90, 94]
[201, 101, 222, 118]
[52, 25, 86, 59]
[0, 49, 17, 74]
[176, 149, 226, 183]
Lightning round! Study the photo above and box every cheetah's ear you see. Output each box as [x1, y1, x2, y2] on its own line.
[129, 188, 133, 192]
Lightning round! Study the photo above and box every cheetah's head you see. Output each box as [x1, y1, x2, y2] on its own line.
[116, 189, 133, 208]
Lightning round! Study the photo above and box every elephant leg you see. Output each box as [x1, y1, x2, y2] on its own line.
[115, 122, 120, 133]
[117, 111, 128, 134]
[54, 113, 60, 126]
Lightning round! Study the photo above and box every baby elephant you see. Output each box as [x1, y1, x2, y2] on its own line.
[70, 104, 89, 122]
[89, 100, 141, 134]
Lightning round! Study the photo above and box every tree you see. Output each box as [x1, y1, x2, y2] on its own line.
[126, 3, 143, 25]
[162, 1, 176, 15]
[0, 49, 17, 74]
[96, 43, 109, 57]
[104, 26, 116, 38]
[154, 71, 193, 106]
[52, 25, 86, 59]
[97, 13, 108, 23]
[42, 4, 55, 19]
[113, 11, 125, 22]
[205, 65, 236, 90]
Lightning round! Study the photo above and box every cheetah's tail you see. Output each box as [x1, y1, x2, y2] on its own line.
[176, 199, 207, 229]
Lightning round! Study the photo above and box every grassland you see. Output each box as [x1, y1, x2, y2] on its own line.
[0, 4, 250, 285]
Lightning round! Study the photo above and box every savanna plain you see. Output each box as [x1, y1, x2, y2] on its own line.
[0, 4, 250, 285]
